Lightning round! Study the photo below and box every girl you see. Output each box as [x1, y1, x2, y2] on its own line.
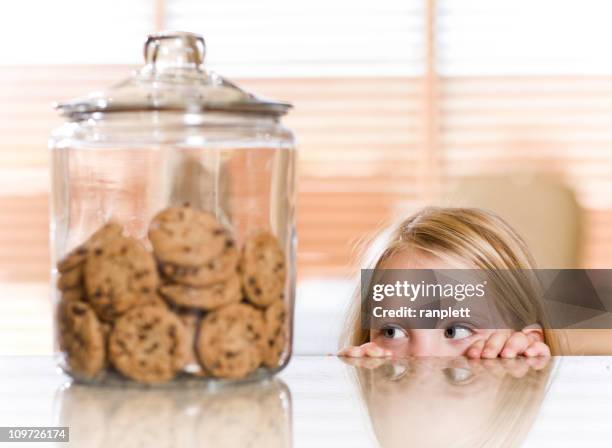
[339, 207, 562, 359]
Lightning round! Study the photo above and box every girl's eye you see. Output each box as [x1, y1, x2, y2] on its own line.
[443, 367, 474, 385]
[381, 326, 408, 340]
[444, 324, 473, 340]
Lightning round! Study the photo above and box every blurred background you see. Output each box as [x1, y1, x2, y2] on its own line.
[2, 0, 612, 355]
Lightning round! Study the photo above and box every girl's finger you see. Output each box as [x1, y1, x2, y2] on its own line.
[338, 356, 386, 369]
[338, 342, 392, 358]
[466, 339, 485, 359]
[524, 341, 551, 357]
[501, 332, 529, 358]
[521, 325, 544, 344]
[358, 357, 388, 369]
[525, 356, 551, 371]
[482, 332, 510, 359]
[364, 343, 387, 357]
[338, 345, 364, 357]
[363, 342, 393, 357]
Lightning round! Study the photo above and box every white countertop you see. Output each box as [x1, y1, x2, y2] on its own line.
[1, 355, 612, 447]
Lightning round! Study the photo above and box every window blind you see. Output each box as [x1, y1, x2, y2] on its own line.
[2, 0, 612, 282]
[166, 0, 425, 77]
[436, 0, 612, 268]
[166, 0, 428, 276]
[0, 0, 427, 281]
[0, 0, 152, 65]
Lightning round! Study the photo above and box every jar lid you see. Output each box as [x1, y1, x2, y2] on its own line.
[55, 31, 292, 118]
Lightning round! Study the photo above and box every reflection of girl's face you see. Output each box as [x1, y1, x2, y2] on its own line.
[371, 250, 498, 357]
[365, 358, 523, 448]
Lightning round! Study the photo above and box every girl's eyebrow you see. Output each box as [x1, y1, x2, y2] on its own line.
[435, 316, 489, 329]
[374, 319, 408, 329]
[436, 306, 510, 329]
[435, 297, 499, 328]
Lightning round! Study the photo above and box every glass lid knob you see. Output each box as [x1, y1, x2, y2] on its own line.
[143, 31, 206, 72]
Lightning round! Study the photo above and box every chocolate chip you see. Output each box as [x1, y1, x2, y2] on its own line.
[145, 342, 159, 354]
[94, 248, 103, 256]
[254, 287, 262, 296]
[72, 305, 86, 316]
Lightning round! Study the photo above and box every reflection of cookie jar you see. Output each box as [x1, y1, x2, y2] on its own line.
[49, 31, 296, 385]
[56, 379, 292, 448]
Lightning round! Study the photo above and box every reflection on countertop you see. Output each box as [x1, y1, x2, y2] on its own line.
[1, 356, 611, 447]
[55, 378, 292, 448]
[341, 356, 553, 448]
[53, 357, 552, 448]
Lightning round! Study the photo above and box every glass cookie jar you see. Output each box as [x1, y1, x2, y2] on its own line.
[50, 32, 296, 385]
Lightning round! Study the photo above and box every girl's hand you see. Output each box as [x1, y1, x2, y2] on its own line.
[338, 342, 393, 358]
[466, 327, 551, 359]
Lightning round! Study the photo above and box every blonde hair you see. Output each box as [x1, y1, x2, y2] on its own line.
[342, 207, 564, 354]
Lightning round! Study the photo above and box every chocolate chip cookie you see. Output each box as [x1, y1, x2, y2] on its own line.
[61, 287, 86, 302]
[109, 305, 188, 384]
[240, 232, 286, 307]
[57, 222, 123, 273]
[148, 206, 228, 266]
[159, 275, 241, 310]
[85, 236, 158, 321]
[263, 300, 289, 368]
[196, 303, 265, 379]
[141, 294, 169, 309]
[160, 239, 238, 286]
[57, 265, 84, 291]
[57, 300, 106, 379]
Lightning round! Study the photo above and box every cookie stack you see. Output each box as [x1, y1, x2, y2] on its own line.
[149, 206, 288, 380]
[55, 205, 289, 384]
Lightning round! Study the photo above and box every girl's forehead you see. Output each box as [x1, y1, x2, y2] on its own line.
[382, 248, 475, 270]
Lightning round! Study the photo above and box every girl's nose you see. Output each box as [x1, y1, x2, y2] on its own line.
[407, 330, 438, 357]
